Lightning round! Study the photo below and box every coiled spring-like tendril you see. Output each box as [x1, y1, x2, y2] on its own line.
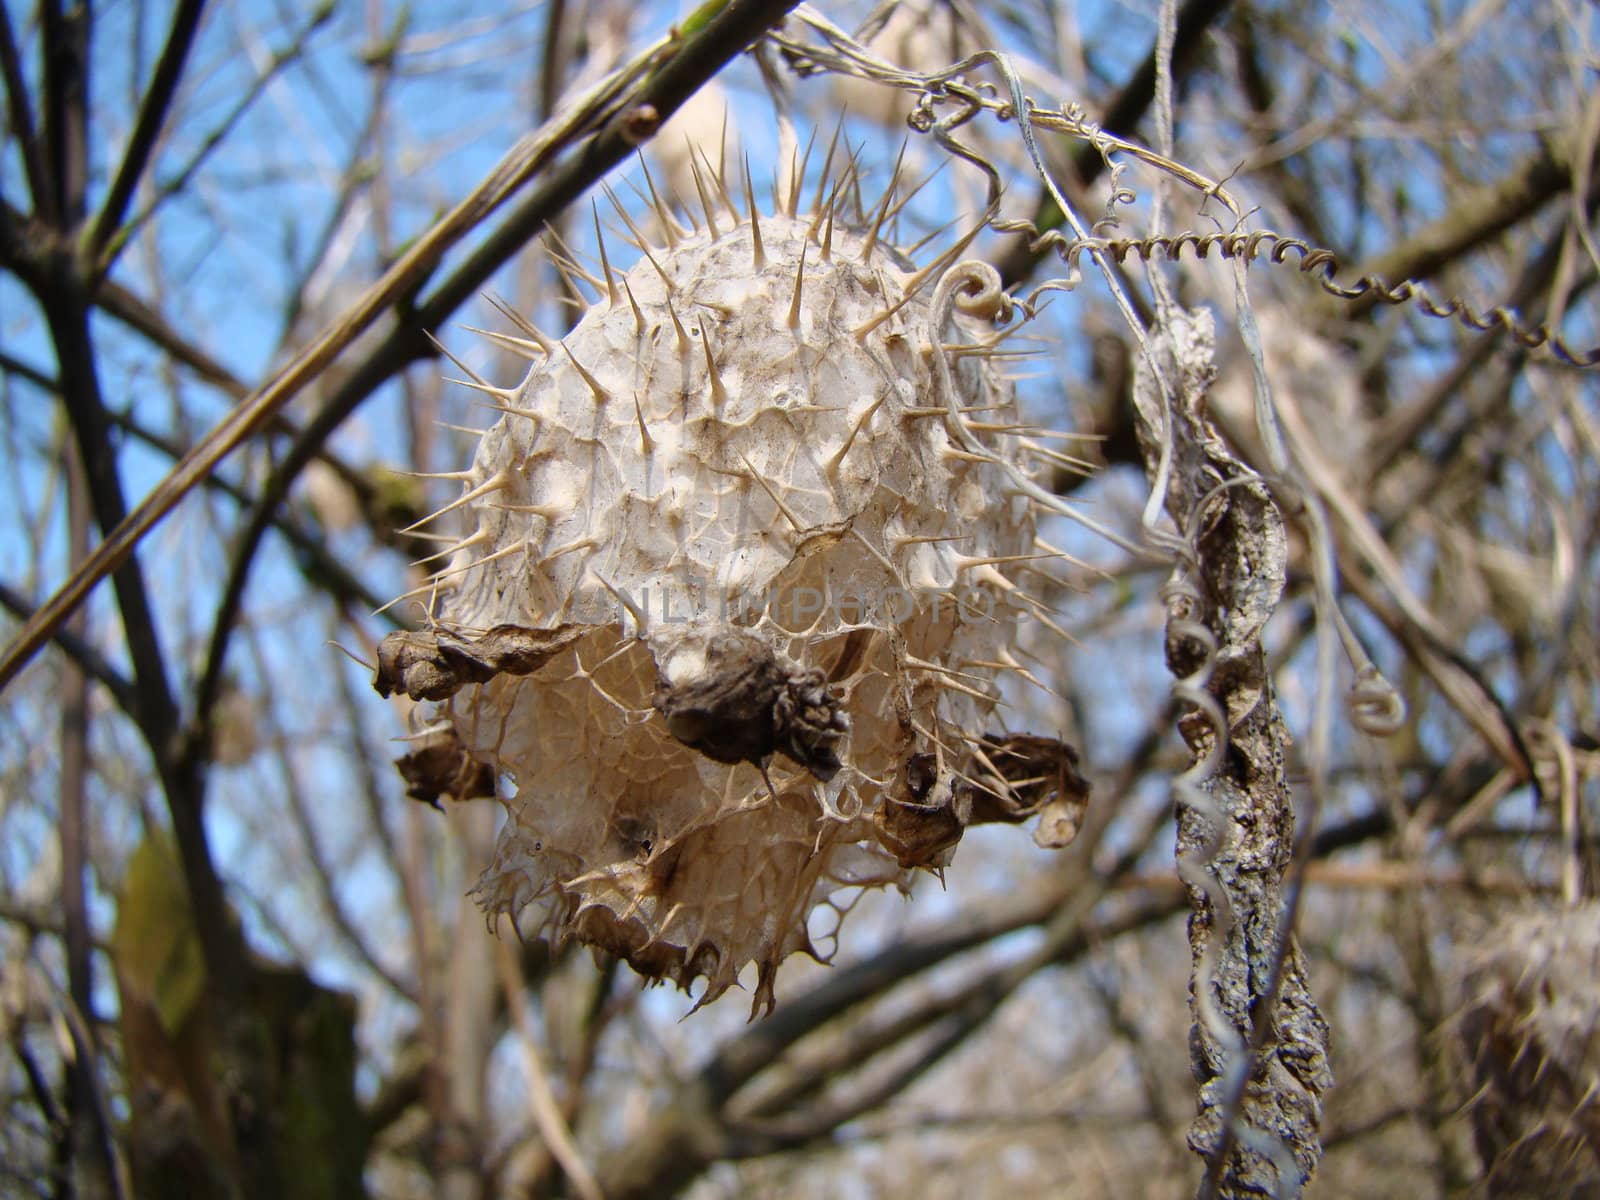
[991, 225, 1600, 368]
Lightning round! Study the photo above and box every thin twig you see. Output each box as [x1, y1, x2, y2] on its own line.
[0, 3, 49, 213]
[493, 937, 605, 1200]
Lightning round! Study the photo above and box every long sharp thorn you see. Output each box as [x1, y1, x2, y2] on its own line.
[848, 527, 899, 574]
[687, 149, 720, 241]
[891, 532, 972, 548]
[446, 376, 514, 402]
[848, 142, 867, 221]
[975, 660, 1047, 696]
[1034, 535, 1102, 576]
[480, 401, 544, 423]
[591, 202, 621, 308]
[733, 451, 803, 531]
[677, 194, 701, 234]
[861, 141, 907, 262]
[464, 325, 547, 363]
[810, 114, 847, 219]
[543, 225, 604, 294]
[590, 568, 649, 633]
[1023, 440, 1098, 474]
[953, 551, 1062, 570]
[696, 140, 734, 218]
[639, 240, 676, 293]
[786, 243, 808, 331]
[486, 294, 557, 354]
[908, 719, 963, 762]
[667, 299, 692, 354]
[403, 529, 465, 544]
[411, 525, 490, 568]
[1025, 428, 1107, 443]
[823, 391, 886, 477]
[631, 391, 655, 454]
[400, 470, 510, 533]
[373, 579, 442, 619]
[425, 332, 499, 394]
[537, 536, 596, 567]
[398, 467, 475, 482]
[562, 342, 610, 403]
[716, 107, 732, 211]
[547, 253, 591, 303]
[621, 278, 647, 337]
[831, 137, 864, 223]
[604, 181, 658, 258]
[809, 167, 850, 246]
[698, 320, 727, 412]
[967, 650, 1050, 694]
[931, 675, 997, 704]
[439, 540, 524, 583]
[786, 126, 818, 218]
[743, 153, 765, 270]
[635, 150, 683, 247]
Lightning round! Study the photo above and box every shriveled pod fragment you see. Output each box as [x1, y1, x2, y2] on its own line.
[375, 143, 1088, 1013]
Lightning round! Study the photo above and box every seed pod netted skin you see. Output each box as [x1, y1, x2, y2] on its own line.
[380, 157, 1085, 1013]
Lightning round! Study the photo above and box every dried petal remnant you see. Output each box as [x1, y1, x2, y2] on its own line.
[374, 623, 588, 701]
[874, 754, 967, 869]
[395, 725, 496, 808]
[651, 628, 848, 780]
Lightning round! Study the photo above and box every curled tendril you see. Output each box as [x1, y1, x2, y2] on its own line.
[996, 226, 1600, 368]
[947, 262, 1012, 322]
[1347, 664, 1407, 737]
[925, 261, 1157, 563]
[1160, 570, 1246, 1107]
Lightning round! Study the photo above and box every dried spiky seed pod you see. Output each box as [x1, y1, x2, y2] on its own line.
[378, 145, 1087, 1013]
[1458, 904, 1600, 1193]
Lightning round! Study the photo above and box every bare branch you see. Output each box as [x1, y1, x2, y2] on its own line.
[82, 0, 207, 270]
[0, 580, 138, 716]
[0, 0, 805, 695]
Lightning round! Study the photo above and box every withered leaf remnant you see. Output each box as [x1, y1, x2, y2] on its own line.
[372, 623, 588, 702]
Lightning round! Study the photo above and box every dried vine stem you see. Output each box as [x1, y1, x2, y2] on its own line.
[774, 7, 1600, 369]
[1133, 310, 1332, 1197]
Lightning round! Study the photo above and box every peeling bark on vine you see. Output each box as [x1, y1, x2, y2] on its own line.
[1133, 309, 1332, 1196]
